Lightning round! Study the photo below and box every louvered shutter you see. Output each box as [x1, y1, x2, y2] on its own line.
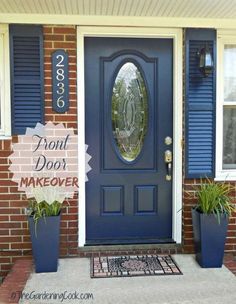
[10, 25, 44, 134]
[185, 29, 216, 178]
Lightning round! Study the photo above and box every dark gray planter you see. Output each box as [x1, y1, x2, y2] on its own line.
[191, 208, 229, 268]
[28, 214, 61, 273]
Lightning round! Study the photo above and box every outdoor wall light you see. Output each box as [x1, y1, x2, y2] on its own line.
[197, 46, 214, 77]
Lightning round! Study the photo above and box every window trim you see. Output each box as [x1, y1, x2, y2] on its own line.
[0, 24, 11, 138]
[215, 31, 236, 180]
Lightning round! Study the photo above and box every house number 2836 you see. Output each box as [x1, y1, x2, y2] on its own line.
[52, 50, 69, 113]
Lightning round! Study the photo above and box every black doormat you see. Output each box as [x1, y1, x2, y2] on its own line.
[91, 255, 182, 278]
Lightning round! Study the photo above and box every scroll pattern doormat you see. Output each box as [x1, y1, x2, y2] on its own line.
[91, 255, 182, 278]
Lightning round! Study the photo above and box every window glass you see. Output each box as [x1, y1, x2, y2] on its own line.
[223, 44, 236, 169]
[223, 107, 236, 169]
[112, 62, 148, 162]
[224, 45, 236, 101]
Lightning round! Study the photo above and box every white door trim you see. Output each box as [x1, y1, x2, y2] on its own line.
[77, 26, 183, 247]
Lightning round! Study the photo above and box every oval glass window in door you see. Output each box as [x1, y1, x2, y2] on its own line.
[112, 62, 148, 162]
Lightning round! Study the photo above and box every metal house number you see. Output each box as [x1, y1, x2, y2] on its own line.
[52, 50, 69, 113]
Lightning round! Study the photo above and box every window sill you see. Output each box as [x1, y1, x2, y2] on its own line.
[215, 172, 236, 181]
[0, 135, 12, 140]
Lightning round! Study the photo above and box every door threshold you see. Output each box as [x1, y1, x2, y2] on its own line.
[85, 238, 175, 246]
[79, 242, 182, 252]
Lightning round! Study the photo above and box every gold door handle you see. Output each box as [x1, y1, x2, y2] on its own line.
[164, 150, 172, 181]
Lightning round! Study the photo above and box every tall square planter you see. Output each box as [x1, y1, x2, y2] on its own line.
[28, 215, 61, 273]
[191, 208, 229, 268]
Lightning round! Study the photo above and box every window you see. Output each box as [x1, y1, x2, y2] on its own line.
[0, 24, 11, 137]
[216, 32, 236, 179]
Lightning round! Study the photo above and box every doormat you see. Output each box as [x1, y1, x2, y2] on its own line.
[91, 255, 182, 278]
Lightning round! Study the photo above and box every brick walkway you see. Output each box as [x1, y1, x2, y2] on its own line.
[224, 254, 236, 275]
[0, 255, 235, 304]
[0, 259, 32, 304]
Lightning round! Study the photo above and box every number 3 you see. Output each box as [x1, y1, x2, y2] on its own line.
[57, 82, 65, 95]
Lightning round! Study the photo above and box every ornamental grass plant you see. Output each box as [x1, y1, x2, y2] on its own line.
[194, 178, 236, 223]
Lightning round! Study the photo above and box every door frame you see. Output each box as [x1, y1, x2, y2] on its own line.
[77, 26, 183, 247]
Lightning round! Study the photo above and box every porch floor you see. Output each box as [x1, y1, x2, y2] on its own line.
[16, 255, 236, 304]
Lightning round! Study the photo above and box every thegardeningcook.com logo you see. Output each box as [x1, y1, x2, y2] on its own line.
[11, 290, 94, 302]
[9, 122, 91, 203]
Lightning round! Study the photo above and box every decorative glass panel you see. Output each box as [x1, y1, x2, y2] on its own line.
[112, 62, 148, 162]
[224, 45, 236, 102]
[223, 107, 236, 169]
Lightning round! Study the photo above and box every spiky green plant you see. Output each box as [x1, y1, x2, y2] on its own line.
[27, 199, 65, 236]
[195, 178, 236, 223]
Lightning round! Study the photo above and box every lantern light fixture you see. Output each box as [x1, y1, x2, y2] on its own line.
[197, 46, 214, 77]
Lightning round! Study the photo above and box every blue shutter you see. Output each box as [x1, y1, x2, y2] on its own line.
[10, 25, 44, 134]
[185, 29, 216, 178]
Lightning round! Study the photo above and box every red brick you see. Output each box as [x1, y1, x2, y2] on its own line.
[68, 248, 78, 255]
[43, 27, 53, 34]
[61, 214, 78, 221]
[0, 223, 21, 229]
[0, 208, 21, 214]
[44, 78, 52, 85]
[0, 243, 10, 249]
[68, 221, 78, 228]
[53, 27, 75, 34]
[9, 201, 27, 208]
[61, 228, 77, 235]
[0, 165, 10, 173]
[44, 41, 53, 48]
[68, 235, 77, 241]
[54, 115, 77, 122]
[54, 42, 76, 49]
[67, 50, 76, 56]
[3, 140, 11, 150]
[11, 229, 29, 235]
[0, 150, 11, 157]
[44, 62, 52, 70]
[0, 258, 11, 263]
[0, 193, 21, 200]
[69, 72, 77, 78]
[44, 71, 52, 78]
[0, 215, 9, 221]
[0, 236, 22, 243]
[0, 230, 9, 235]
[10, 215, 27, 221]
[44, 34, 64, 41]
[0, 158, 8, 165]
[1, 264, 12, 271]
[11, 243, 31, 250]
[66, 35, 76, 41]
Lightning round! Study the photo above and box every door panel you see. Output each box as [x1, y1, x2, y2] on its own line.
[85, 37, 173, 244]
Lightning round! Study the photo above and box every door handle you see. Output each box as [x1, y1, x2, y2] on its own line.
[164, 150, 172, 181]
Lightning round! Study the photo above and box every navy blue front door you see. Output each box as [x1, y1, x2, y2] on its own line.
[85, 37, 173, 244]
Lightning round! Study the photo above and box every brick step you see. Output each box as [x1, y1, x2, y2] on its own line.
[78, 243, 183, 257]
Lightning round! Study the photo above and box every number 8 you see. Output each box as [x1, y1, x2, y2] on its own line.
[56, 69, 64, 81]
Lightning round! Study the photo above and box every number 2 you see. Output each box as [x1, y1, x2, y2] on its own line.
[56, 55, 64, 67]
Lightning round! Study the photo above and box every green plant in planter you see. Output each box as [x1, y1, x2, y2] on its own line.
[191, 178, 236, 268]
[27, 199, 63, 235]
[27, 199, 62, 220]
[194, 178, 235, 223]
[27, 197, 67, 273]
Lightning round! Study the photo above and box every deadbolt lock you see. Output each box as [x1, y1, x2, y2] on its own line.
[165, 136, 172, 145]
[165, 150, 172, 163]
